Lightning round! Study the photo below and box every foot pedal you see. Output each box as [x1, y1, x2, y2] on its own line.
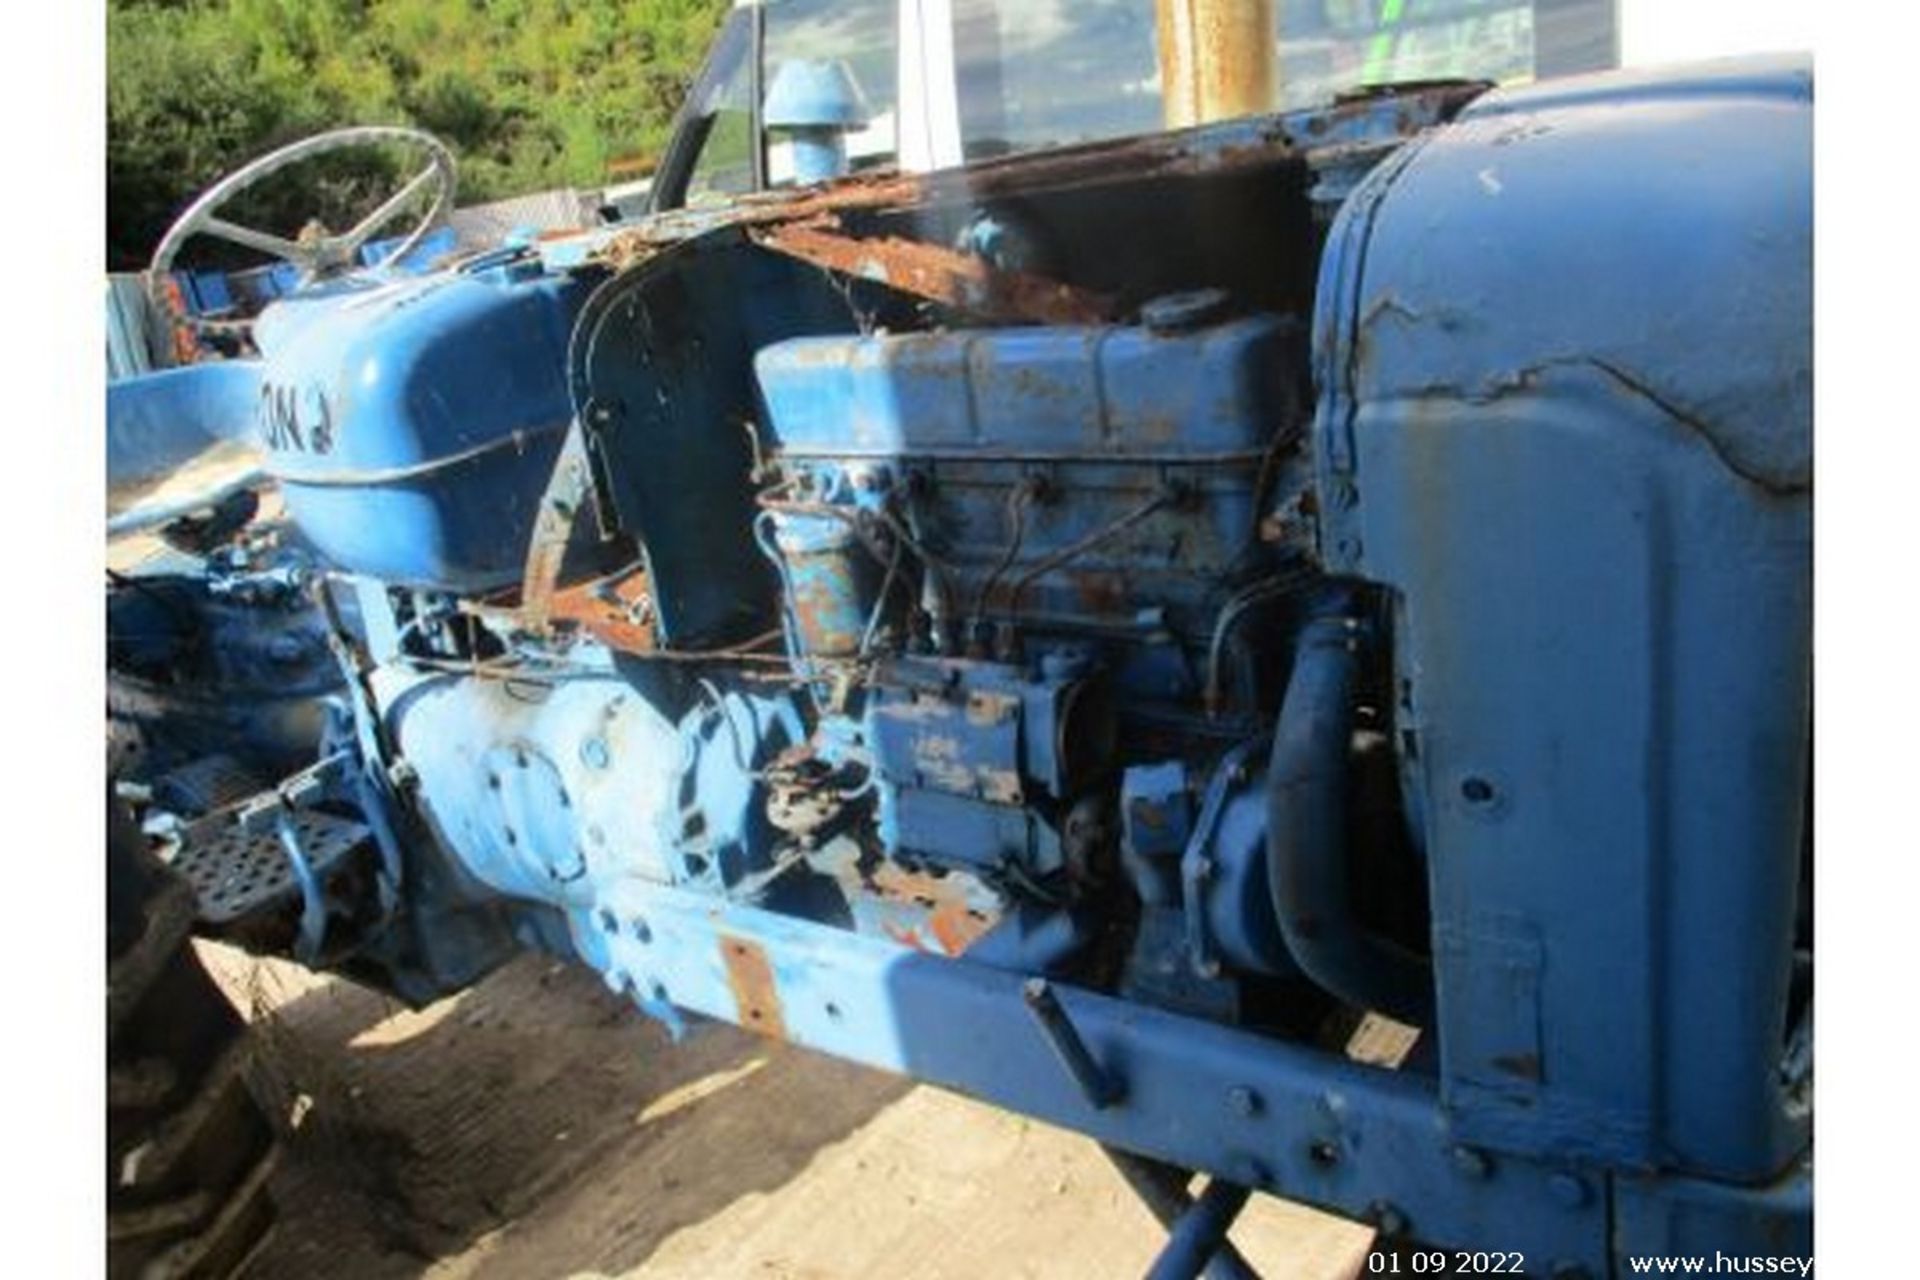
[169, 810, 370, 925]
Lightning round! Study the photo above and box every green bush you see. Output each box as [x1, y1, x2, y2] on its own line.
[107, 0, 728, 269]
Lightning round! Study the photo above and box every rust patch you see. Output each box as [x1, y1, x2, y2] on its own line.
[721, 936, 786, 1040]
[867, 863, 994, 957]
[751, 219, 1114, 326]
[542, 566, 656, 653]
[927, 903, 993, 955]
[964, 690, 1018, 727]
[1064, 568, 1129, 615]
[586, 83, 1475, 280]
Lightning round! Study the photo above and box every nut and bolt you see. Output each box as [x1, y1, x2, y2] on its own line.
[1548, 1172, 1590, 1208]
[1367, 1201, 1409, 1240]
[1450, 1146, 1491, 1180]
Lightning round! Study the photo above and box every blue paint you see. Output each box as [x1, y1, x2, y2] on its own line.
[1312, 55, 1811, 1180]
[107, 360, 262, 488]
[134, 57, 1813, 1276]
[378, 661, 807, 905]
[359, 224, 460, 272]
[755, 317, 1303, 642]
[552, 872, 1800, 1276]
[757, 319, 1295, 459]
[764, 57, 872, 184]
[248, 261, 593, 590]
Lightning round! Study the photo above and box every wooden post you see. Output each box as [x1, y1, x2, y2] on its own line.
[1154, 0, 1278, 129]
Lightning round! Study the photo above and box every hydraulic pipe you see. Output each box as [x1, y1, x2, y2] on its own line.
[1265, 599, 1433, 1025]
[1103, 1148, 1262, 1280]
[1143, 1178, 1255, 1280]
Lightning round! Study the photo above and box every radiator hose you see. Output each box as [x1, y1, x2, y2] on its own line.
[1266, 597, 1432, 1026]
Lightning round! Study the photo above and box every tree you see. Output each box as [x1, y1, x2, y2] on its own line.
[107, 0, 728, 270]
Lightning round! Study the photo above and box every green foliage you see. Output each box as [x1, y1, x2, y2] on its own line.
[107, 0, 729, 269]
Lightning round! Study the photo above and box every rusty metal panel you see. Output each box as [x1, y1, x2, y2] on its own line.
[721, 935, 786, 1039]
[750, 219, 1113, 325]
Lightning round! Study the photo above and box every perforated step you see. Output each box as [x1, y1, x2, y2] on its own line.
[168, 810, 369, 925]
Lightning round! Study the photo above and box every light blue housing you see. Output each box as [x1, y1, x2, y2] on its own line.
[1314, 55, 1812, 1182]
[250, 261, 593, 591]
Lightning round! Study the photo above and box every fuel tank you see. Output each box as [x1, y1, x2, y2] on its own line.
[250, 256, 593, 591]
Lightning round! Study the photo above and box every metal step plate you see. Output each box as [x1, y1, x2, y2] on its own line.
[169, 810, 370, 925]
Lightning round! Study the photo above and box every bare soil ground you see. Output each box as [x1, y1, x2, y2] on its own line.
[201, 945, 1375, 1280]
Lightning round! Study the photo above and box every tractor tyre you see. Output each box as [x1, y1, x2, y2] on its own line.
[108, 788, 277, 1279]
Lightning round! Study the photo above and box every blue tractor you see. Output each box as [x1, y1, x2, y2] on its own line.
[107, 4, 1810, 1275]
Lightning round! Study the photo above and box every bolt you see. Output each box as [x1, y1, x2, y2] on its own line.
[630, 918, 652, 944]
[1451, 1146, 1491, 1180]
[267, 633, 311, 665]
[1227, 1086, 1262, 1118]
[1368, 1201, 1408, 1240]
[1548, 1173, 1590, 1208]
[597, 908, 618, 933]
[581, 736, 611, 770]
[1308, 1139, 1340, 1168]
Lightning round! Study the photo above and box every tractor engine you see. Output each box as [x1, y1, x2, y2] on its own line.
[121, 67, 1811, 1267]
[748, 308, 1306, 896]
[360, 287, 1346, 1002]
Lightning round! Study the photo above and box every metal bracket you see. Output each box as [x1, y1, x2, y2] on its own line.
[1023, 977, 1126, 1109]
[1181, 737, 1266, 979]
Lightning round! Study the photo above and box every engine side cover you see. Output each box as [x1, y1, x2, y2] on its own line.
[1314, 55, 1811, 1179]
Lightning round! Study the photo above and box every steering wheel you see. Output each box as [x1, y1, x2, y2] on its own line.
[148, 126, 458, 288]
